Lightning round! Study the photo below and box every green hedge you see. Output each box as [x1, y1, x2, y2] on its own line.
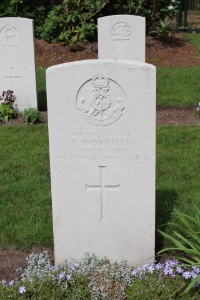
[0, 1, 179, 43]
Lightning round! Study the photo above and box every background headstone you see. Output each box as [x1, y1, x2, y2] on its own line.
[0, 17, 38, 112]
[98, 15, 145, 62]
[47, 59, 156, 266]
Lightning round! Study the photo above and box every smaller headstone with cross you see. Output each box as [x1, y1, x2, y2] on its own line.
[0, 17, 38, 112]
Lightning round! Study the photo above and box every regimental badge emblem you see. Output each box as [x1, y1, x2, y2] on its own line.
[76, 74, 125, 126]
[111, 22, 132, 40]
[0, 24, 18, 47]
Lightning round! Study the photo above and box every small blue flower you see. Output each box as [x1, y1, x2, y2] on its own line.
[176, 266, 183, 274]
[19, 286, 26, 294]
[147, 265, 154, 274]
[182, 271, 192, 279]
[9, 280, 14, 286]
[155, 262, 163, 270]
[131, 270, 138, 276]
[163, 267, 174, 276]
[66, 274, 72, 281]
[51, 265, 59, 271]
[59, 271, 66, 280]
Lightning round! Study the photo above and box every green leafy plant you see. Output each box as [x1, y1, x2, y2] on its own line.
[157, 1, 179, 36]
[22, 108, 42, 125]
[158, 207, 200, 293]
[156, 17, 174, 36]
[38, 0, 107, 44]
[161, 1, 180, 20]
[0, 90, 16, 122]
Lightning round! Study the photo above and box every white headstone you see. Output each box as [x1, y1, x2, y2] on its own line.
[98, 15, 145, 62]
[0, 17, 38, 112]
[47, 59, 156, 266]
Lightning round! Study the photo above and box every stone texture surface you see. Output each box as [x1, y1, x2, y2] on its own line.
[0, 17, 37, 112]
[98, 15, 145, 62]
[47, 59, 156, 266]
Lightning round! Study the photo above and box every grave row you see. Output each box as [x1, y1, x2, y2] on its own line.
[0, 16, 156, 267]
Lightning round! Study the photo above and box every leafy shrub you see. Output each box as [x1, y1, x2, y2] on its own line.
[1, 0, 180, 42]
[0, 90, 16, 122]
[22, 108, 42, 125]
[102, 0, 180, 34]
[38, 1, 107, 44]
[158, 207, 200, 292]
[38, 4, 68, 43]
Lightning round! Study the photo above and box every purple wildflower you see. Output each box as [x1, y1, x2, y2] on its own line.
[163, 267, 174, 276]
[182, 271, 192, 279]
[147, 265, 154, 274]
[165, 259, 178, 268]
[155, 262, 163, 270]
[141, 264, 150, 271]
[19, 286, 26, 294]
[9, 280, 14, 286]
[66, 274, 72, 281]
[176, 266, 183, 274]
[131, 270, 138, 276]
[192, 266, 200, 274]
[58, 271, 65, 280]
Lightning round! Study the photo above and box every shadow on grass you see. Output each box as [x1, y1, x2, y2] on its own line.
[155, 189, 178, 253]
[38, 90, 47, 111]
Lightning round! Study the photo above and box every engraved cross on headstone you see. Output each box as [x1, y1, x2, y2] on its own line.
[85, 166, 120, 221]
[5, 67, 21, 90]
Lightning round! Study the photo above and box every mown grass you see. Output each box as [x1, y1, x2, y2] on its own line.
[0, 125, 52, 249]
[184, 32, 200, 53]
[156, 125, 200, 250]
[37, 67, 47, 111]
[157, 67, 200, 107]
[0, 125, 200, 250]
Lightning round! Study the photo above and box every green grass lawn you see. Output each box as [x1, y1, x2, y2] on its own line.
[37, 67, 47, 111]
[0, 125, 52, 249]
[157, 67, 200, 107]
[0, 125, 199, 250]
[184, 32, 200, 53]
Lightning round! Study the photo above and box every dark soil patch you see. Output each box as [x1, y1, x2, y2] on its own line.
[35, 33, 200, 69]
[0, 247, 54, 281]
[1, 33, 200, 281]
[157, 107, 200, 125]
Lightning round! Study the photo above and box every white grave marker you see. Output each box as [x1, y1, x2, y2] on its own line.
[98, 15, 145, 62]
[47, 59, 156, 266]
[0, 17, 38, 112]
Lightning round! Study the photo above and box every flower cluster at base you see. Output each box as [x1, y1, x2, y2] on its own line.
[0, 252, 200, 299]
[0, 90, 16, 122]
[132, 259, 200, 284]
[0, 90, 16, 105]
